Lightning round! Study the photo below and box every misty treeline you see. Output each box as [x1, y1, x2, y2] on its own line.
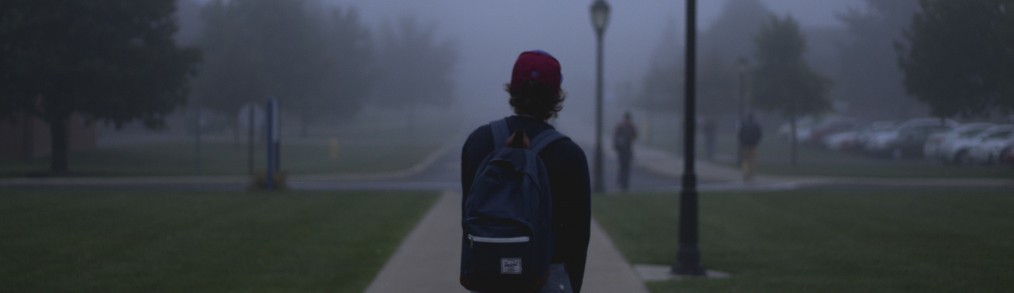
[629, 0, 1014, 125]
[0, 0, 457, 173]
[181, 0, 457, 138]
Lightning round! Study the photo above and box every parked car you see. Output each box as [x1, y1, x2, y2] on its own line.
[932, 125, 997, 162]
[924, 122, 994, 160]
[801, 117, 860, 145]
[778, 115, 858, 143]
[852, 121, 896, 151]
[967, 128, 1014, 165]
[778, 116, 821, 141]
[862, 118, 957, 158]
[823, 129, 859, 151]
[822, 121, 892, 151]
[939, 125, 1014, 165]
[894, 124, 954, 158]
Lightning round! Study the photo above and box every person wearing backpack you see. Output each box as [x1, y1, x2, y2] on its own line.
[612, 111, 638, 192]
[738, 113, 763, 181]
[460, 50, 590, 293]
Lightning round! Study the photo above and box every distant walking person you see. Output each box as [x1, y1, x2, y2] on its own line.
[702, 117, 717, 161]
[613, 112, 638, 191]
[738, 113, 763, 181]
[460, 50, 590, 293]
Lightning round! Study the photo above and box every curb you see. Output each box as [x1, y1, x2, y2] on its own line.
[0, 139, 458, 187]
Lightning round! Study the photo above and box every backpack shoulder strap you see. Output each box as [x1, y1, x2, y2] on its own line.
[490, 119, 510, 150]
[529, 128, 566, 154]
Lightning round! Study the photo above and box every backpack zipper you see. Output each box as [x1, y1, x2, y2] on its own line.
[467, 234, 530, 243]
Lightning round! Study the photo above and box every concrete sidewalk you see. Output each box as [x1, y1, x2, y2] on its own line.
[364, 191, 649, 293]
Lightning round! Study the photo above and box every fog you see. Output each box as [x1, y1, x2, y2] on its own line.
[323, 0, 865, 127]
[4, 3, 1013, 290]
[167, 0, 874, 137]
[20, 0, 1014, 176]
[81, 0, 893, 167]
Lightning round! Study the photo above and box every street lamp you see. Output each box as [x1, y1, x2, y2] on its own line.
[590, 0, 610, 193]
[672, 0, 706, 276]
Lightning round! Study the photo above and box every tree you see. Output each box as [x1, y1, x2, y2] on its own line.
[698, 0, 773, 120]
[697, 52, 737, 119]
[634, 20, 682, 113]
[298, 6, 374, 132]
[837, 0, 922, 120]
[195, 0, 315, 140]
[898, 0, 1014, 118]
[194, 0, 373, 139]
[751, 16, 831, 165]
[372, 15, 458, 132]
[635, 0, 772, 119]
[192, 0, 273, 143]
[0, 0, 200, 173]
[700, 0, 773, 64]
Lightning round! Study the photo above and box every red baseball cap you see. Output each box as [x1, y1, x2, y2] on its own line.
[510, 50, 562, 93]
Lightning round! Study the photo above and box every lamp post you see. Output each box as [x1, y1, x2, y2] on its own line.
[590, 0, 610, 193]
[672, 0, 706, 276]
[736, 57, 749, 165]
[737, 57, 750, 120]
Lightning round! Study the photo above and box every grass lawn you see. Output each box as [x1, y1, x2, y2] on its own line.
[0, 141, 439, 177]
[1, 110, 462, 178]
[593, 188, 1014, 292]
[649, 133, 1014, 179]
[0, 190, 438, 292]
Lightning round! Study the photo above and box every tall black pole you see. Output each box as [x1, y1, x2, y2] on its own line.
[195, 107, 202, 176]
[737, 60, 747, 165]
[248, 106, 255, 176]
[672, 0, 705, 276]
[742, 69, 750, 119]
[593, 29, 605, 193]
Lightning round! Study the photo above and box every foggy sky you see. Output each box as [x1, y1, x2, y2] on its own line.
[322, 0, 865, 124]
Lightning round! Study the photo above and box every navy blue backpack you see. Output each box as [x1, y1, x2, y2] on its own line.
[460, 119, 565, 292]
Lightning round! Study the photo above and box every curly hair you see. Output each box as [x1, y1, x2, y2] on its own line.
[506, 81, 565, 120]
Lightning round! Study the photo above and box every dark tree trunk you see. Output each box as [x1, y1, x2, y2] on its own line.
[48, 115, 69, 174]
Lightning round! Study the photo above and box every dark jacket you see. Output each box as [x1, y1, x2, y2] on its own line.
[613, 121, 637, 155]
[738, 119, 763, 147]
[461, 115, 591, 292]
